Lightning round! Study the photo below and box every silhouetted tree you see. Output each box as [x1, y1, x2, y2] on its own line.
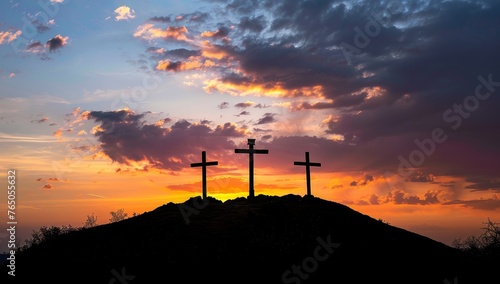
[83, 213, 98, 228]
[21, 225, 77, 251]
[109, 208, 128, 223]
[452, 218, 500, 260]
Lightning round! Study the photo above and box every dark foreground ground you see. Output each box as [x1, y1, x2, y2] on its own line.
[1, 194, 497, 283]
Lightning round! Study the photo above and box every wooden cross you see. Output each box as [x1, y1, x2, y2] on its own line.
[235, 138, 269, 198]
[294, 152, 321, 196]
[190, 151, 218, 199]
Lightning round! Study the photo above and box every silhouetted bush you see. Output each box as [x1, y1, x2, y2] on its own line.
[21, 225, 78, 251]
[83, 213, 98, 228]
[452, 218, 500, 260]
[109, 208, 128, 223]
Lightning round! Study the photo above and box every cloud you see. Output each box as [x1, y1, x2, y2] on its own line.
[443, 197, 500, 210]
[201, 27, 230, 38]
[82, 109, 247, 171]
[46, 34, 69, 52]
[114, 6, 136, 21]
[36, 177, 61, 182]
[351, 174, 374, 186]
[254, 103, 270, 109]
[149, 16, 171, 23]
[369, 194, 380, 205]
[31, 117, 48, 123]
[255, 113, 278, 125]
[0, 30, 22, 44]
[127, 1, 500, 188]
[174, 12, 211, 23]
[464, 177, 500, 192]
[42, 184, 53, 189]
[236, 111, 250, 117]
[25, 41, 45, 53]
[218, 102, 230, 109]
[238, 15, 267, 33]
[201, 26, 231, 42]
[156, 57, 215, 72]
[53, 128, 63, 138]
[384, 190, 441, 205]
[409, 172, 435, 183]
[31, 18, 55, 33]
[235, 101, 254, 109]
[134, 24, 190, 42]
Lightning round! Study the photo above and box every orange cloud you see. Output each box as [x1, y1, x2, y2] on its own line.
[200, 41, 231, 60]
[203, 78, 324, 98]
[53, 128, 63, 138]
[156, 57, 215, 72]
[42, 184, 53, 189]
[134, 24, 190, 42]
[0, 30, 22, 44]
[201, 30, 219, 37]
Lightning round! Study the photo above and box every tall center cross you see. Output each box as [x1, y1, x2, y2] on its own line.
[235, 138, 269, 198]
[191, 151, 218, 199]
[294, 152, 321, 196]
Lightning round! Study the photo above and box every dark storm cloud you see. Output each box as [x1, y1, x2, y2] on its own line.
[84, 109, 245, 171]
[165, 48, 201, 59]
[443, 198, 500, 210]
[203, 0, 500, 149]
[137, 0, 500, 183]
[88, 109, 144, 122]
[238, 15, 267, 33]
[464, 177, 500, 192]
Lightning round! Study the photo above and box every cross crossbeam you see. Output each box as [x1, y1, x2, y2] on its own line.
[235, 139, 269, 198]
[294, 152, 321, 196]
[191, 151, 218, 199]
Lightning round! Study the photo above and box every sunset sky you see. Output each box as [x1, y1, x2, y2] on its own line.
[1, 0, 500, 248]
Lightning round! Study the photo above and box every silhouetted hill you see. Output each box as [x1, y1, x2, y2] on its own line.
[1, 195, 495, 283]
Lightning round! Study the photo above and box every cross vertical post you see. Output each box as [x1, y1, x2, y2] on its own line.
[235, 138, 269, 198]
[294, 152, 321, 196]
[190, 151, 218, 199]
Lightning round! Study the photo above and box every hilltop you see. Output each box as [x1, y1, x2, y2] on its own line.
[1, 194, 495, 283]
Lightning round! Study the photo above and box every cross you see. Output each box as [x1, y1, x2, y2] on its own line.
[235, 138, 269, 198]
[190, 151, 218, 199]
[294, 152, 321, 196]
